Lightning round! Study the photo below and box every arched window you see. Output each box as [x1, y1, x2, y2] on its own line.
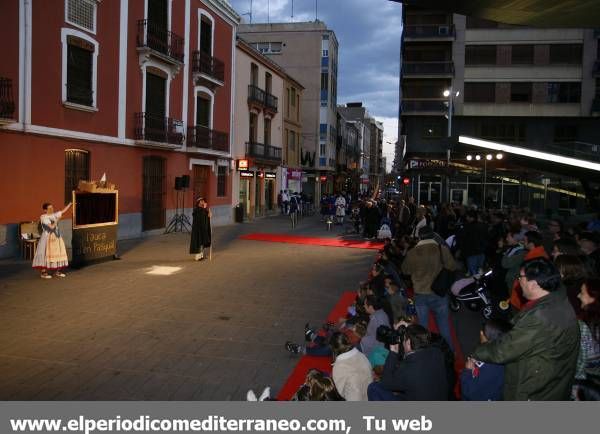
[65, 149, 90, 203]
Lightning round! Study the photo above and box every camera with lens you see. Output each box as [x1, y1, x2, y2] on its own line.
[376, 324, 406, 346]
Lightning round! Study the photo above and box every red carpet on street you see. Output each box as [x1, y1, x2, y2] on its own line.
[240, 233, 384, 250]
[276, 290, 464, 401]
[276, 291, 357, 400]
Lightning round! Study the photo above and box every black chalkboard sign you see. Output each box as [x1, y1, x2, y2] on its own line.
[72, 224, 118, 265]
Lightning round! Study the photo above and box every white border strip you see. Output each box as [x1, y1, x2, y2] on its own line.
[458, 135, 600, 172]
[117, 0, 128, 138]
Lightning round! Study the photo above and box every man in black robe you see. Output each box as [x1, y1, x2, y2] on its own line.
[190, 197, 212, 261]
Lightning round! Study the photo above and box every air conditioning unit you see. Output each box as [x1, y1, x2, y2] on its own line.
[438, 25, 450, 36]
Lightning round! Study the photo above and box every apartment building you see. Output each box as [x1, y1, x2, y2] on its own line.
[369, 119, 384, 188]
[283, 74, 304, 195]
[338, 103, 373, 192]
[335, 110, 361, 194]
[232, 37, 284, 219]
[0, 0, 239, 258]
[400, 5, 600, 210]
[238, 21, 339, 201]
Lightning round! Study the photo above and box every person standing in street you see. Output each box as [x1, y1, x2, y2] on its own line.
[190, 197, 212, 261]
[32, 202, 72, 279]
[401, 226, 457, 352]
[281, 190, 290, 215]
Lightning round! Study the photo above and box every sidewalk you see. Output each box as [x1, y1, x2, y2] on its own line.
[0, 215, 375, 400]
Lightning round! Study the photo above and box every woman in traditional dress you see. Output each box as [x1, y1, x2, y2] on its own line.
[32, 202, 72, 278]
[190, 197, 212, 261]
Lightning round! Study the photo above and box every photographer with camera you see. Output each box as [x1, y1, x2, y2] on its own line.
[367, 324, 449, 401]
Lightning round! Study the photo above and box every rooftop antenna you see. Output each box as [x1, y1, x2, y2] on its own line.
[291, 0, 294, 22]
[315, 0, 318, 21]
[241, 0, 253, 24]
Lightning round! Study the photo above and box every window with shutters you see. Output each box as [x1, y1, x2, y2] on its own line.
[200, 15, 212, 55]
[67, 39, 93, 106]
[65, 149, 90, 204]
[217, 165, 227, 197]
[65, 0, 97, 34]
[264, 118, 271, 146]
[61, 29, 98, 109]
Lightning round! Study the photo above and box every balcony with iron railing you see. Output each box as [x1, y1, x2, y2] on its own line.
[402, 100, 447, 113]
[192, 50, 225, 83]
[0, 77, 16, 121]
[404, 24, 455, 40]
[246, 141, 282, 162]
[187, 125, 228, 152]
[248, 84, 266, 108]
[403, 61, 455, 76]
[134, 112, 184, 146]
[265, 92, 278, 113]
[137, 19, 184, 64]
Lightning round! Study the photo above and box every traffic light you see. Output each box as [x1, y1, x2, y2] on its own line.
[402, 177, 410, 185]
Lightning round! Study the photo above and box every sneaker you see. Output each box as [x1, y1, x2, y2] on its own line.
[54, 272, 66, 278]
[285, 341, 303, 355]
[304, 323, 316, 342]
[40, 274, 52, 279]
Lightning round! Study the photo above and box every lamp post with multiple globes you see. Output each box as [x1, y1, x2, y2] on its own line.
[466, 153, 504, 209]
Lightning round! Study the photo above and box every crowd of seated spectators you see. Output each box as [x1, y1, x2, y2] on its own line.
[284, 198, 600, 401]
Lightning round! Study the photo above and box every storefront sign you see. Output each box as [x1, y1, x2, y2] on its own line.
[265, 173, 276, 179]
[406, 159, 446, 170]
[257, 172, 264, 179]
[287, 168, 303, 181]
[237, 159, 249, 170]
[240, 170, 254, 178]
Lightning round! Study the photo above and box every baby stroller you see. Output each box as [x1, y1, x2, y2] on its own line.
[449, 270, 494, 319]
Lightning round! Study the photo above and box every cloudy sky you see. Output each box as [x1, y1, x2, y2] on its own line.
[229, 0, 403, 170]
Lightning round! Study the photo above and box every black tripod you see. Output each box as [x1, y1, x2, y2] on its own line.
[165, 188, 192, 233]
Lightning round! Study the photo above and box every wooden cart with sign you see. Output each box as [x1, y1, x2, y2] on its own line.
[71, 189, 118, 266]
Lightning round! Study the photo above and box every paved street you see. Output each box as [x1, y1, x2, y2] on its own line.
[0, 215, 377, 400]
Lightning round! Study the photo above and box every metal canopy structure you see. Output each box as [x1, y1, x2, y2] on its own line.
[391, 0, 600, 28]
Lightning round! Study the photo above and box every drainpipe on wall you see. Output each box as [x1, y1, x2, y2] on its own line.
[22, 0, 31, 133]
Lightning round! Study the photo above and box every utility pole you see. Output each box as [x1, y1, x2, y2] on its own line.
[315, 0, 318, 21]
[291, 0, 294, 22]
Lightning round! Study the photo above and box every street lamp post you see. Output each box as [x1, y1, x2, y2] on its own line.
[466, 153, 503, 209]
[443, 88, 459, 204]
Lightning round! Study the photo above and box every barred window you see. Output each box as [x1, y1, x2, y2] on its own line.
[66, 0, 97, 33]
[65, 149, 90, 204]
[217, 165, 227, 197]
[67, 37, 94, 106]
